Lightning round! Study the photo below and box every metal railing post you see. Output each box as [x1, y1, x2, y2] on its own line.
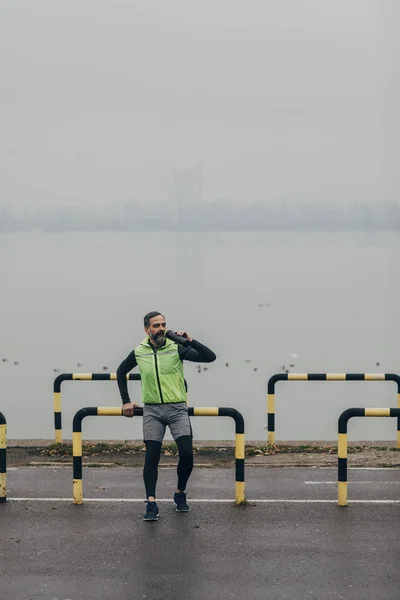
[338, 407, 400, 506]
[54, 373, 188, 443]
[0, 412, 7, 503]
[266, 373, 400, 447]
[189, 407, 245, 504]
[53, 373, 142, 443]
[72, 406, 245, 505]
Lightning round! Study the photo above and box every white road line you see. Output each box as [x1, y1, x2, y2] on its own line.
[5, 497, 400, 504]
[7, 466, 400, 473]
[305, 481, 400, 485]
[302, 467, 399, 471]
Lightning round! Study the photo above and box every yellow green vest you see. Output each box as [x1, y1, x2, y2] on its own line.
[135, 337, 186, 404]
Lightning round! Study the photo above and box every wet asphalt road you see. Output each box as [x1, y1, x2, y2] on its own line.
[0, 467, 399, 600]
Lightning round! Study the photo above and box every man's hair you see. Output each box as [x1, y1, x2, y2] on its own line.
[144, 311, 164, 328]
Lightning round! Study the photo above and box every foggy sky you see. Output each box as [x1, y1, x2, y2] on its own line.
[0, 0, 398, 210]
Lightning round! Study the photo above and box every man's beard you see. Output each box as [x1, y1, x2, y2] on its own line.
[152, 332, 165, 347]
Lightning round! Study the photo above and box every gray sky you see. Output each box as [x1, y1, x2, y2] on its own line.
[0, 0, 398, 208]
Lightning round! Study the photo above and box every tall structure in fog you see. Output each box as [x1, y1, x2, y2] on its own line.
[172, 164, 203, 229]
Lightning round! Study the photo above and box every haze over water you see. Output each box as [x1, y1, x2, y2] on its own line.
[1, 230, 399, 442]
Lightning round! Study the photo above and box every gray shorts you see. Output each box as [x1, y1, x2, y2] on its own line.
[143, 402, 192, 443]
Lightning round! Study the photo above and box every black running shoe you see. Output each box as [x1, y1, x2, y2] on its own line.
[174, 491, 190, 512]
[143, 501, 159, 521]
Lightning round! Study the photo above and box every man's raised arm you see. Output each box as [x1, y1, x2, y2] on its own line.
[179, 339, 216, 363]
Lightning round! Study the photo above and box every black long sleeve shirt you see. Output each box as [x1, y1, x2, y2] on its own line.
[116, 339, 216, 404]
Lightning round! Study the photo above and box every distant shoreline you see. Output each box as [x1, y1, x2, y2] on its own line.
[1, 228, 399, 234]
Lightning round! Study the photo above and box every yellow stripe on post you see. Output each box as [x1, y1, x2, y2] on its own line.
[338, 481, 347, 507]
[288, 373, 308, 380]
[0, 473, 6, 501]
[73, 432, 82, 457]
[0, 424, 6, 449]
[364, 408, 390, 417]
[326, 373, 346, 381]
[73, 479, 83, 505]
[236, 481, 245, 505]
[54, 392, 61, 413]
[193, 407, 219, 416]
[72, 373, 93, 380]
[364, 373, 385, 380]
[338, 434, 347, 459]
[235, 434, 245, 459]
[267, 393, 275, 414]
[55, 430, 62, 444]
[97, 407, 123, 416]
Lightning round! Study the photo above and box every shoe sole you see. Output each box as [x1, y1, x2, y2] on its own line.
[143, 515, 159, 521]
[174, 503, 190, 512]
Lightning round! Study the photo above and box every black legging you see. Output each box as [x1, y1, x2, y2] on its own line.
[144, 435, 194, 499]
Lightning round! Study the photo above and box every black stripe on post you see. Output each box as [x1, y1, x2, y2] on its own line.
[384, 374, 400, 392]
[338, 408, 364, 434]
[307, 374, 327, 381]
[236, 459, 245, 482]
[345, 374, 365, 381]
[0, 412, 6, 503]
[54, 374, 72, 393]
[54, 412, 62, 431]
[268, 413, 275, 433]
[73, 408, 96, 433]
[389, 408, 400, 435]
[73, 455, 82, 480]
[338, 457, 347, 482]
[91, 374, 140, 381]
[0, 448, 6, 474]
[385, 379, 400, 434]
[0, 449, 6, 503]
[129, 374, 142, 381]
[267, 374, 287, 394]
[219, 408, 245, 434]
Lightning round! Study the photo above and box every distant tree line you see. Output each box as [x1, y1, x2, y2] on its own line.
[0, 199, 399, 232]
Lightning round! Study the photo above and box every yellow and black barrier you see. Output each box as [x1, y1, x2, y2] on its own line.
[338, 407, 400, 506]
[0, 412, 6, 503]
[53, 373, 188, 443]
[72, 406, 245, 505]
[267, 373, 400, 447]
[53, 373, 141, 443]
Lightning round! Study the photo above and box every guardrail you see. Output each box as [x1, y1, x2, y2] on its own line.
[72, 406, 245, 505]
[338, 407, 400, 506]
[53, 373, 142, 443]
[0, 412, 6, 503]
[266, 373, 400, 447]
[53, 373, 188, 443]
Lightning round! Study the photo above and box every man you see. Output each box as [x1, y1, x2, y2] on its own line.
[117, 311, 216, 521]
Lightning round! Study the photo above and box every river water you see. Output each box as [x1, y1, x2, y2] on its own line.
[1, 230, 399, 442]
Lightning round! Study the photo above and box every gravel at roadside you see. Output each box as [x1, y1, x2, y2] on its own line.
[5, 439, 400, 469]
